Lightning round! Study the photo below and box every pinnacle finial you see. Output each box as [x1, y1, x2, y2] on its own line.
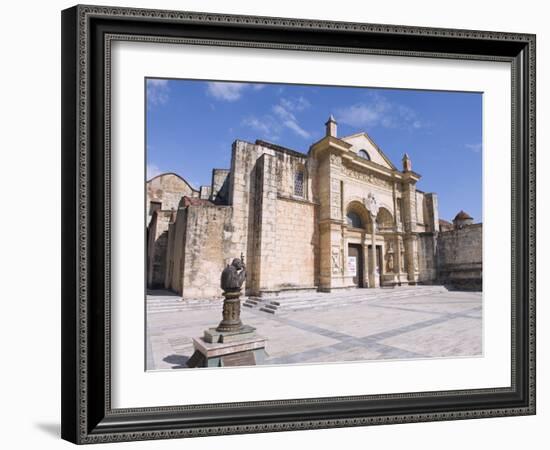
[402, 153, 412, 172]
[325, 115, 337, 137]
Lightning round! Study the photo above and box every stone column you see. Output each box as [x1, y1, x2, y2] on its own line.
[394, 235, 403, 285]
[365, 192, 380, 288]
[404, 235, 419, 284]
[368, 214, 379, 287]
[362, 233, 369, 287]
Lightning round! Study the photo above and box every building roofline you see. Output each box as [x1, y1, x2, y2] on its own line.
[340, 132, 398, 170]
[255, 140, 307, 158]
[147, 172, 199, 192]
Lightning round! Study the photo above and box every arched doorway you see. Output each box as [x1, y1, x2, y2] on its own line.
[345, 201, 372, 288]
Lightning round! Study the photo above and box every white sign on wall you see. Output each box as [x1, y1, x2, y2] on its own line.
[347, 256, 357, 275]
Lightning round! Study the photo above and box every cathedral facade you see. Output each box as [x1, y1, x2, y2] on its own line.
[147, 117, 476, 299]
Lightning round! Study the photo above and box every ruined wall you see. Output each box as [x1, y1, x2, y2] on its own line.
[415, 190, 426, 227]
[424, 193, 440, 232]
[414, 191, 439, 233]
[166, 207, 188, 294]
[180, 205, 233, 298]
[228, 140, 314, 295]
[146, 173, 198, 225]
[436, 224, 482, 290]
[228, 141, 268, 293]
[417, 232, 437, 282]
[199, 185, 211, 199]
[164, 221, 176, 289]
[211, 169, 230, 204]
[272, 197, 319, 290]
[248, 153, 278, 294]
[146, 210, 173, 288]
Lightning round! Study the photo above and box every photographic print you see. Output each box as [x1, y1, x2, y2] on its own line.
[145, 79, 483, 370]
[61, 7, 535, 442]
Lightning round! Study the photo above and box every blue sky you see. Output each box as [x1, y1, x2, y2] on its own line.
[146, 79, 482, 222]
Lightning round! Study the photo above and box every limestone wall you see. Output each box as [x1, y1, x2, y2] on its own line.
[211, 169, 230, 204]
[228, 141, 269, 291]
[146, 210, 173, 288]
[229, 140, 313, 295]
[415, 190, 425, 226]
[436, 224, 482, 290]
[417, 232, 437, 282]
[272, 197, 319, 290]
[146, 173, 198, 225]
[180, 205, 234, 298]
[165, 207, 188, 294]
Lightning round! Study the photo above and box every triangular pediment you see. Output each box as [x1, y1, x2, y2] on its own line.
[340, 132, 397, 170]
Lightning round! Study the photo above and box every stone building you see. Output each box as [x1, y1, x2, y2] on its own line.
[147, 117, 482, 298]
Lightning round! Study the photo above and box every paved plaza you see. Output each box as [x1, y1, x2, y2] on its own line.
[146, 286, 482, 370]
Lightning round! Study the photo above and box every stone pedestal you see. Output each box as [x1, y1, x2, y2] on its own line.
[186, 277, 268, 368]
[187, 334, 267, 368]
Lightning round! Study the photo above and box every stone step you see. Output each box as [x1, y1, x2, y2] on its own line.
[252, 286, 449, 315]
[263, 304, 278, 311]
[146, 286, 449, 314]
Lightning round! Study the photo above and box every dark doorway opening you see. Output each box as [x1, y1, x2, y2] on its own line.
[348, 244, 364, 287]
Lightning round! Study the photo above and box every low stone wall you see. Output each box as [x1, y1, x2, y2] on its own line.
[436, 224, 482, 290]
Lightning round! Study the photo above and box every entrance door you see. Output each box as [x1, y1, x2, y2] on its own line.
[347, 244, 363, 287]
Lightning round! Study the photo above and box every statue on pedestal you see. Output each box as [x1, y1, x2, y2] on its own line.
[187, 254, 267, 368]
[217, 256, 246, 332]
[220, 257, 246, 293]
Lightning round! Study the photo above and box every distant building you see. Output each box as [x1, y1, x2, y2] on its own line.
[147, 117, 482, 297]
[453, 210, 475, 229]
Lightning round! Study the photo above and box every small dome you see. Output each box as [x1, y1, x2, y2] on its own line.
[453, 210, 473, 221]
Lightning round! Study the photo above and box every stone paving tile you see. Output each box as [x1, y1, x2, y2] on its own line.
[379, 314, 482, 357]
[146, 288, 482, 370]
[283, 304, 435, 340]
[300, 346, 383, 364]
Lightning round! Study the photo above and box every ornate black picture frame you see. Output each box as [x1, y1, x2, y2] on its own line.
[61, 4, 536, 444]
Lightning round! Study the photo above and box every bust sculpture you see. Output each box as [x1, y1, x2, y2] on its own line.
[217, 257, 247, 333]
[220, 258, 246, 293]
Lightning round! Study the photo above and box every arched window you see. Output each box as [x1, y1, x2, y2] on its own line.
[346, 211, 363, 228]
[376, 207, 394, 231]
[358, 149, 371, 160]
[294, 168, 304, 197]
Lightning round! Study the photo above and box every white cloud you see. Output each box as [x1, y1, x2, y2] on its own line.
[146, 163, 162, 180]
[206, 82, 247, 101]
[337, 93, 428, 131]
[280, 96, 310, 112]
[242, 117, 273, 135]
[241, 96, 312, 141]
[272, 98, 311, 139]
[147, 79, 170, 106]
[241, 116, 280, 141]
[465, 143, 482, 153]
